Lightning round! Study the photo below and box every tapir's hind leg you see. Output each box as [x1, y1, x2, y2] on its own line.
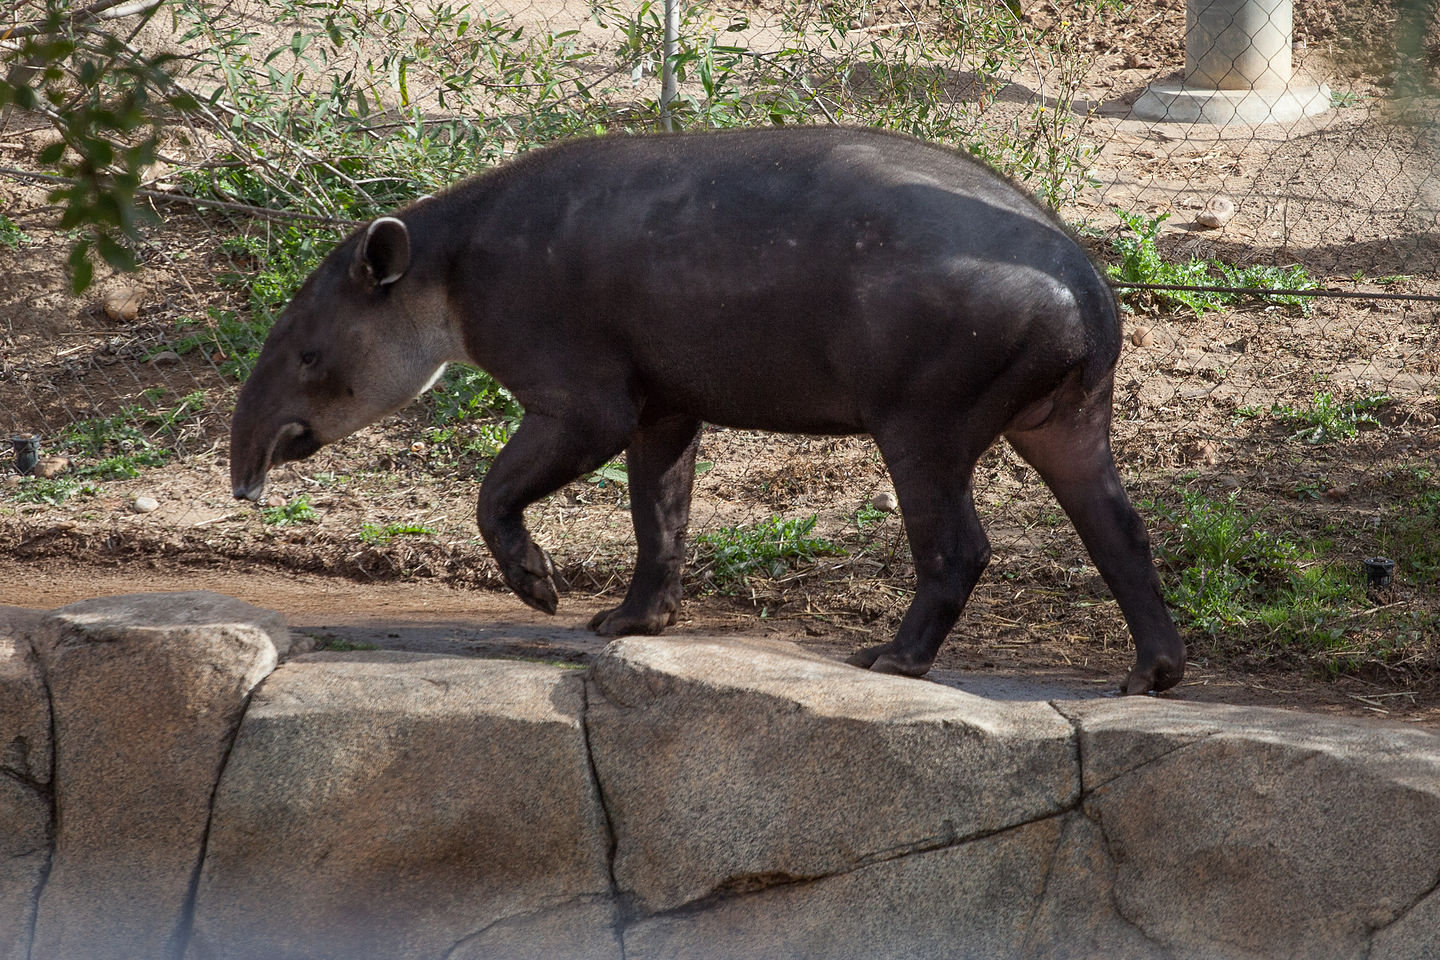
[589, 414, 703, 636]
[478, 409, 634, 615]
[847, 427, 994, 677]
[1005, 379, 1186, 694]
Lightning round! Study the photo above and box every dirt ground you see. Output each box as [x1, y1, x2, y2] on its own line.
[2, 0, 1439, 723]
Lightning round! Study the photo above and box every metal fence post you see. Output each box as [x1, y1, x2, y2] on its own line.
[660, 0, 680, 131]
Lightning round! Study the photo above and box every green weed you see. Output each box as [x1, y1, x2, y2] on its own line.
[359, 522, 437, 544]
[695, 514, 844, 588]
[261, 495, 316, 525]
[5, 476, 97, 506]
[1109, 211, 1318, 314]
[1269, 392, 1391, 444]
[0, 215, 29, 250]
[1148, 491, 1361, 645]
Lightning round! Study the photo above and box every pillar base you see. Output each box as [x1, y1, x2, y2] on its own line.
[1132, 80, 1331, 124]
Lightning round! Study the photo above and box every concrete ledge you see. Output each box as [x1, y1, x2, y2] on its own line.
[2, 594, 1438, 959]
[1133, 79, 1331, 124]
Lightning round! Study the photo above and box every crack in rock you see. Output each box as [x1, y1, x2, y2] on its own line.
[579, 676, 628, 937]
[164, 688, 259, 960]
[22, 642, 59, 960]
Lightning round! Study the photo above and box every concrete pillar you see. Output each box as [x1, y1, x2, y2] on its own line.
[1134, 0, 1329, 124]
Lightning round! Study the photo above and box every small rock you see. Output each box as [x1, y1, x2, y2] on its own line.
[1130, 325, 1154, 348]
[52, 519, 77, 532]
[410, 441, 427, 455]
[1325, 486, 1349, 501]
[1195, 197, 1236, 229]
[103, 285, 146, 323]
[264, 494, 287, 509]
[4, 475, 21, 489]
[870, 491, 899, 513]
[1219, 475, 1243, 491]
[131, 496, 159, 514]
[1184, 440, 1221, 466]
[149, 351, 181, 366]
[33, 457, 70, 479]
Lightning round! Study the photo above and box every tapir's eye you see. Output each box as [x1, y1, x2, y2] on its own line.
[299, 350, 319, 368]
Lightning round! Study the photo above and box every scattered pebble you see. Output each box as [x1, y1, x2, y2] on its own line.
[1219, 476, 1242, 491]
[149, 350, 181, 366]
[103, 285, 146, 322]
[1196, 197, 1236, 229]
[265, 494, 287, 508]
[871, 491, 899, 513]
[410, 441, 427, 454]
[132, 496, 159, 514]
[52, 519, 77, 532]
[1130, 325, 1154, 348]
[33, 457, 69, 479]
[1184, 439, 1221, 466]
[3, 475, 21, 489]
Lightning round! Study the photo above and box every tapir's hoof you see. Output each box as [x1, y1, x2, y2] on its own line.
[587, 605, 676, 636]
[1120, 656, 1186, 695]
[845, 643, 933, 678]
[505, 544, 560, 616]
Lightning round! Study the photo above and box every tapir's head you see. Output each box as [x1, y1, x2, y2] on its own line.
[230, 215, 467, 501]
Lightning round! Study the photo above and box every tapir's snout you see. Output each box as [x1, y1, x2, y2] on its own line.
[230, 419, 318, 502]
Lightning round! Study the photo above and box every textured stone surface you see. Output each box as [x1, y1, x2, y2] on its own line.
[446, 899, 624, 960]
[28, 592, 290, 960]
[0, 610, 51, 960]
[624, 817, 1062, 960]
[185, 652, 613, 960]
[6, 596, 1440, 960]
[0, 609, 50, 784]
[587, 635, 1077, 914]
[1064, 698, 1440, 960]
[1023, 812, 1162, 959]
[0, 776, 48, 960]
[1371, 886, 1440, 960]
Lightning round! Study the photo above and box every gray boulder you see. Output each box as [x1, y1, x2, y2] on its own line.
[26, 592, 290, 960]
[1, 610, 51, 960]
[185, 652, 615, 960]
[1063, 698, 1440, 960]
[586, 635, 1077, 914]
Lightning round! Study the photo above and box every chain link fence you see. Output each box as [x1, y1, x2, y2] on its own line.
[2, 0, 1438, 680]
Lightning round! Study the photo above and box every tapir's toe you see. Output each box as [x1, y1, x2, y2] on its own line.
[846, 643, 933, 678]
[502, 543, 561, 615]
[588, 606, 674, 636]
[1120, 654, 1186, 695]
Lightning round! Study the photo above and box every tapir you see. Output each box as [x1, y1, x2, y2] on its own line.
[229, 126, 1186, 694]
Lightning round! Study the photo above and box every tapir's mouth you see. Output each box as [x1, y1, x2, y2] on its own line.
[231, 420, 321, 501]
[272, 420, 323, 466]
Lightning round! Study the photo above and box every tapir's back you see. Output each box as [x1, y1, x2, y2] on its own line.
[429, 127, 1116, 433]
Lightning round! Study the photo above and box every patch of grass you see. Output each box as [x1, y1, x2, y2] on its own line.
[359, 522, 437, 544]
[1269, 392, 1392, 444]
[1148, 491, 1362, 648]
[852, 504, 892, 530]
[261, 495, 316, 525]
[1375, 468, 1440, 587]
[1109, 211, 1319, 315]
[309, 633, 378, 652]
[55, 390, 207, 480]
[694, 514, 844, 588]
[5, 477, 97, 506]
[0, 215, 29, 250]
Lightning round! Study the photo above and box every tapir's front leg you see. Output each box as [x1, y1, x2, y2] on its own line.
[589, 414, 702, 635]
[478, 409, 633, 614]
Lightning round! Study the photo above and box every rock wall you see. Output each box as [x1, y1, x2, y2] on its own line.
[2, 593, 1437, 960]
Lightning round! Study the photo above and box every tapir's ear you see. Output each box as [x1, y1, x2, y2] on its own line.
[350, 216, 410, 290]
